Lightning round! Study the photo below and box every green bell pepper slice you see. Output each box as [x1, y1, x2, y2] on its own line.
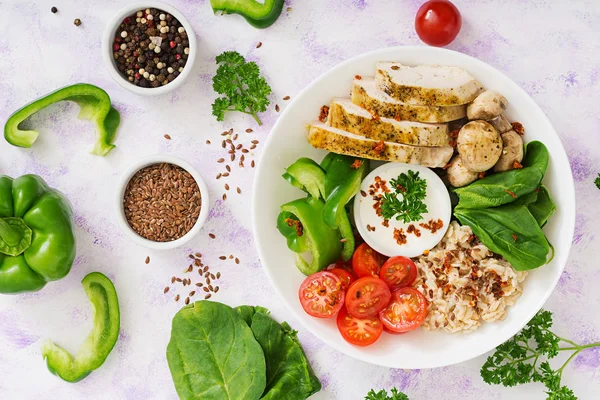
[277, 197, 342, 275]
[322, 154, 369, 260]
[282, 157, 326, 199]
[4, 83, 120, 156]
[0, 174, 76, 294]
[210, 0, 285, 29]
[42, 272, 120, 382]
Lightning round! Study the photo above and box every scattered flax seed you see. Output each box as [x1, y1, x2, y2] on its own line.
[226, 165, 231, 172]
[210, 273, 216, 280]
[237, 187, 241, 194]
[209, 233, 216, 239]
[188, 254, 195, 259]
[222, 193, 227, 200]
[171, 277, 176, 284]
[208, 284, 214, 291]
[203, 266, 209, 273]
[175, 277, 182, 282]
[145, 256, 150, 264]
[214, 286, 220, 293]
[275, 104, 280, 112]
[221, 131, 229, 136]
[240, 154, 245, 162]
[206, 140, 211, 144]
[231, 154, 235, 161]
[205, 294, 212, 299]
[219, 256, 227, 260]
[256, 41, 262, 48]
[223, 172, 230, 177]
[185, 297, 190, 305]
[216, 272, 221, 279]
[196, 283, 203, 287]
[221, 141, 226, 148]
[204, 272, 210, 278]
[235, 258, 240, 264]
[236, 144, 242, 150]
[251, 160, 255, 168]
[229, 255, 234, 259]
[175, 294, 180, 301]
[251, 140, 259, 144]
[203, 287, 210, 293]
[164, 134, 171, 140]
[391, 65, 400, 70]
[164, 287, 170, 293]
[246, 128, 253, 133]
[360, 190, 367, 197]
[189, 291, 196, 297]
[187, 265, 193, 272]
[283, 95, 290, 101]
[216, 173, 222, 179]
[217, 158, 225, 163]
[225, 184, 230, 190]
[233, 133, 238, 140]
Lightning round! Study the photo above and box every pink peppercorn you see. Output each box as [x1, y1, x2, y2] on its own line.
[170, 41, 176, 49]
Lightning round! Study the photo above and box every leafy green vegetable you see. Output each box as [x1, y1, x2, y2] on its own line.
[454, 204, 550, 271]
[454, 141, 549, 209]
[595, 173, 600, 189]
[212, 51, 272, 125]
[166, 301, 267, 400]
[365, 387, 409, 400]
[235, 306, 321, 400]
[481, 310, 600, 400]
[380, 170, 428, 223]
[528, 185, 556, 227]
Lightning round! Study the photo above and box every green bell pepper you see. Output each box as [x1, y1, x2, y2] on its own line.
[322, 154, 369, 260]
[210, 0, 285, 29]
[0, 174, 76, 294]
[42, 272, 120, 382]
[282, 157, 326, 199]
[277, 197, 342, 275]
[4, 83, 120, 156]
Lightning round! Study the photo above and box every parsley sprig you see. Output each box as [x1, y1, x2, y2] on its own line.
[380, 170, 428, 223]
[595, 173, 600, 190]
[212, 51, 272, 125]
[365, 387, 409, 400]
[481, 310, 600, 399]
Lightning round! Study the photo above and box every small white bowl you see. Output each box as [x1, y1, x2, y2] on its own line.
[115, 154, 209, 250]
[102, 1, 197, 96]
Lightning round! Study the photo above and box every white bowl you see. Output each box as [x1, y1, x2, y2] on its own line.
[252, 46, 575, 369]
[115, 154, 209, 250]
[102, 1, 197, 96]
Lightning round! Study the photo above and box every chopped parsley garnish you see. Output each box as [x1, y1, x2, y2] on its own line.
[595, 173, 600, 190]
[481, 309, 600, 399]
[212, 51, 272, 125]
[380, 170, 428, 223]
[365, 387, 409, 400]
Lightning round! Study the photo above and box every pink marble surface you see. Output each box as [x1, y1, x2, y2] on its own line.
[0, 0, 599, 399]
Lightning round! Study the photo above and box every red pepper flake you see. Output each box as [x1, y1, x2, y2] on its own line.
[396, 184, 406, 193]
[442, 162, 453, 170]
[449, 129, 460, 139]
[393, 228, 407, 245]
[513, 161, 523, 169]
[511, 122, 524, 135]
[372, 140, 385, 155]
[285, 218, 303, 236]
[407, 224, 421, 237]
[350, 159, 363, 169]
[391, 65, 400, 70]
[504, 189, 517, 199]
[382, 219, 390, 228]
[318, 105, 330, 122]
[478, 171, 486, 179]
[371, 111, 380, 121]
[449, 140, 457, 148]
[394, 112, 401, 122]
[419, 219, 444, 234]
[512, 234, 518, 242]
[354, 74, 362, 80]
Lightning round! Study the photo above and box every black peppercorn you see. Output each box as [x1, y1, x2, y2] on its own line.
[74, 18, 82, 26]
[51, 6, 58, 13]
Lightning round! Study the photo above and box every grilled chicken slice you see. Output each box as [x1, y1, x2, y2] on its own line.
[327, 98, 450, 147]
[352, 78, 466, 123]
[375, 63, 483, 106]
[307, 122, 454, 168]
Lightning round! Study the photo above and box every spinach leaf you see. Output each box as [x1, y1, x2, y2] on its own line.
[167, 301, 266, 400]
[235, 306, 322, 400]
[236, 305, 270, 326]
[454, 204, 550, 271]
[454, 141, 549, 209]
[528, 185, 556, 227]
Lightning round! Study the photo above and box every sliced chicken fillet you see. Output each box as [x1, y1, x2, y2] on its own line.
[352, 78, 466, 123]
[375, 63, 483, 106]
[307, 122, 454, 168]
[327, 98, 450, 147]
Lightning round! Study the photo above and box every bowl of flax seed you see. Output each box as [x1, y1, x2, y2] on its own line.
[116, 154, 209, 250]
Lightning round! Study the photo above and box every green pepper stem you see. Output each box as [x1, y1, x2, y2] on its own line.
[0, 218, 22, 246]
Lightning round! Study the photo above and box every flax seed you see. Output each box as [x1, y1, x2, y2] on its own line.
[185, 297, 190, 305]
[219, 256, 226, 260]
[175, 294, 180, 301]
[230, 154, 235, 161]
[171, 276, 176, 284]
[189, 291, 195, 297]
[164, 287, 170, 293]
[203, 287, 209, 293]
[210, 273, 216, 280]
[223, 172, 230, 177]
[209, 233, 216, 239]
[208, 284, 214, 291]
[206, 140, 211, 145]
[226, 165, 231, 172]
[195, 252, 202, 258]
[187, 265, 193, 272]
[145, 256, 150, 264]
[175, 277, 182, 282]
[216, 272, 221, 279]
[214, 286, 220, 293]
[251, 160, 255, 168]
[237, 187, 241, 194]
[204, 271, 210, 278]
[283, 96, 290, 100]
[217, 158, 225, 163]
[196, 282, 203, 287]
[216, 173, 222, 179]
[223, 193, 227, 200]
[239, 161, 244, 167]
[189, 254, 195, 259]
[256, 41, 262, 48]
[251, 140, 259, 144]
[275, 104, 280, 112]
[221, 141, 226, 148]
[250, 144, 256, 150]
[164, 134, 171, 140]
[242, 149, 249, 153]
[233, 133, 238, 140]
[203, 266, 209, 273]
[235, 258, 240, 264]
[246, 128, 253, 133]
[225, 184, 230, 190]
[205, 294, 212, 299]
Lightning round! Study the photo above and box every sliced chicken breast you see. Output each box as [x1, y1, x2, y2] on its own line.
[307, 122, 454, 168]
[327, 98, 450, 147]
[352, 78, 466, 123]
[375, 63, 483, 106]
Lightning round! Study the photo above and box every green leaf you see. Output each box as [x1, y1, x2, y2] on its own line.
[595, 173, 600, 190]
[379, 170, 428, 223]
[166, 301, 266, 400]
[528, 186, 556, 227]
[365, 388, 409, 400]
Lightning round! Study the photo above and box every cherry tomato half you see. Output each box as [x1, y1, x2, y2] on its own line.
[345, 277, 392, 319]
[298, 271, 345, 318]
[378, 287, 428, 333]
[337, 306, 383, 346]
[379, 256, 418, 291]
[352, 243, 387, 278]
[415, 0, 462, 47]
[328, 268, 356, 291]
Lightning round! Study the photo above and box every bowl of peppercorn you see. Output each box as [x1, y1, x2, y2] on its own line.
[102, 2, 197, 95]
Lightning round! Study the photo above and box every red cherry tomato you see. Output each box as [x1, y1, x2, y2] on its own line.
[298, 271, 345, 318]
[352, 243, 387, 278]
[415, 0, 462, 47]
[333, 258, 355, 274]
[379, 256, 418, 291]
[383, 325, 406, 335]
[345, 277, 392, 319]
[337, 306, 383, 346]
[328, 268, 356, 291]
[378, 287, 428, 333]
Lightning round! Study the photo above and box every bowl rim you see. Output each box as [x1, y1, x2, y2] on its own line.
[115, 154, 209, 250]
[251, 45, 576, 369]
[101, 1, 197, 96]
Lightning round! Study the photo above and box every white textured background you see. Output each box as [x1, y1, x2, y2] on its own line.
[0, 0, 599, 399]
